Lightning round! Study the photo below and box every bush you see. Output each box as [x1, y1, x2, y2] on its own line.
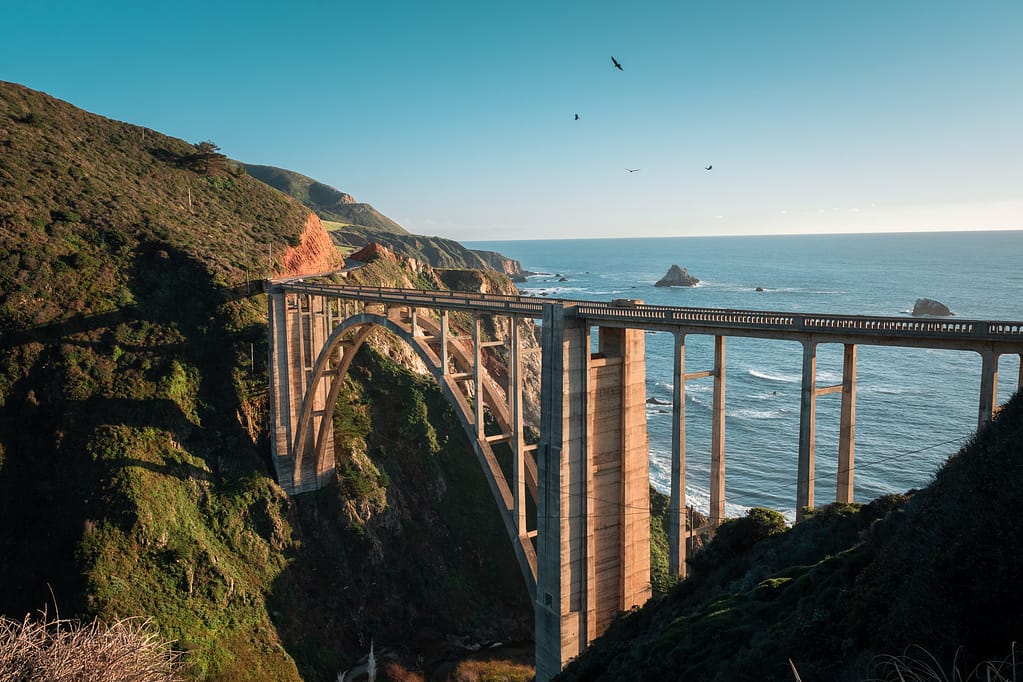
[712, 507, 787, 558]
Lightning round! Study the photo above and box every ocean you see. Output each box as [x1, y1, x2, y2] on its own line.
[465, 231, 1023, 520]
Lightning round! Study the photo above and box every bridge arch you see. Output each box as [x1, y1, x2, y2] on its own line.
[267, 291, 539, 597]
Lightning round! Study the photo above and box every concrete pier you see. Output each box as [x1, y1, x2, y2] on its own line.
[534, 309, 650, 680]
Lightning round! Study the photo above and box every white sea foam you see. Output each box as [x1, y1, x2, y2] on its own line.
[748, 368, 800, 384]
[728, 407, 788, 420]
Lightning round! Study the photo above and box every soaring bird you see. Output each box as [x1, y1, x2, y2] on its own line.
[611, 56, 623, 71]
[626, 168, 640, 172]
[574, 113, 580, 120]
[705, 165, 713, 170]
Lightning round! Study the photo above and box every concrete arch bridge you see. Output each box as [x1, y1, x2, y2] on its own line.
[267, 280, 1023, 680]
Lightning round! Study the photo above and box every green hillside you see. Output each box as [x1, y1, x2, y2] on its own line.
[243, 163, 531, 278]
[0, 81, 531, 681]
[242, 163, 408, 234]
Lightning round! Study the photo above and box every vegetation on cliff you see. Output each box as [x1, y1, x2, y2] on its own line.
[0, 81, 531, 681]
[242, 164, 407, 235]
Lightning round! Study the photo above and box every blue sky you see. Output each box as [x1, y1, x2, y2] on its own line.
[4, 0, 1021, 241]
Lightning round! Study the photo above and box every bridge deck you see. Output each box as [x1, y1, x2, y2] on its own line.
[274, 281, 1023, 351]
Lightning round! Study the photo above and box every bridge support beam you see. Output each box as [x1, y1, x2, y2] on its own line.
[535, 307, 651, 681]
[668, 332, 687, 577]
[978, 349, 999, 429]
[836, 344, 857, 504]
[798, 342, 859, 516]
[797, 340, 817, 519]
[710, 335, 726, 526]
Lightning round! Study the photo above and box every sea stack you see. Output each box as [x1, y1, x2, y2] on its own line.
[655, 264, 700, 287]
[911, 298, 954, 317]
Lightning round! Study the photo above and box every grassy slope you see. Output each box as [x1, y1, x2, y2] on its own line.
[244, 164, 528, 276]
[0, 82, 533, 681]
[557, 395, 1023, 681]
[242, 163, 407, 234]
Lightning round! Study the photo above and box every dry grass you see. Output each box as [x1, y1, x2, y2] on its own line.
[867, 644, 1019, 682]
[0, 612, 184, 681]
[448, 658, 535, 682]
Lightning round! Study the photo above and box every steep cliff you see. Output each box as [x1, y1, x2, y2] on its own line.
[278, 213, 345, 276]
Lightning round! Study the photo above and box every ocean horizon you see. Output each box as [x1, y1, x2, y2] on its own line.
[465, 230, 1023, 520]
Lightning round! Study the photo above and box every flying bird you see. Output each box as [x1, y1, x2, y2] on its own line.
[611, 56, 623, 71]
[626, 168, 640, 172]
[574, 113, 580, 120]
[705, 165, 713, 170]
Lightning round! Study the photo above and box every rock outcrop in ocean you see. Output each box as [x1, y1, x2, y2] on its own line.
[912, 298, 954, 316]
[655, 264, 700, 287]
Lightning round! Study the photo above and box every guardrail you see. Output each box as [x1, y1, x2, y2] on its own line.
[274, 281, 549, 317]
[271, 280, 1023, 346]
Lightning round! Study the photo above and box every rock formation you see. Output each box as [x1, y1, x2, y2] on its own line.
[655, 265, 700, 287]
[279, 213, 346, 276]
[912, 298, 954, 316]
[348, 241, 393, 264]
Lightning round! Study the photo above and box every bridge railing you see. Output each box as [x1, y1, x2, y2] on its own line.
[275, 282, 549, 317]
[571, 302, 1023, 344]
[271, 280, 1023, 345]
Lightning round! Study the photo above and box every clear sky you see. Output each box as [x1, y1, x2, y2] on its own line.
[4, 0, 1021, 241]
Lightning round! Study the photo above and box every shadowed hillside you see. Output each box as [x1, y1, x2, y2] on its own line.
[0, 81, 533, 681]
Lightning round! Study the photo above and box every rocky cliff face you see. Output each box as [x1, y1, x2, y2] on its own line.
[334, 227, 528, 278]
[278, 213, 345, 276]
[471, 249, 532, 280]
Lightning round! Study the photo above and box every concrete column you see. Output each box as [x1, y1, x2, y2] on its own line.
[473, 312, 484, 439]
[615, 327, 650, 614]
[296, 295, 309, 399]
[978, 349, 999, 429]
[710, 335, 726, 526]
[668, 331, 687, 577]
[309, 295, 335, 489]
[797, 339, 817, 518]
[440, 310, 449, 374]
[836, 344, 857, 504]
[582, 323, 595, 645]
[535, 304, 588, 682]
[267, 289, 293, 463]
[534, 309, 650, 681]
[511, 316, 527, 539]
